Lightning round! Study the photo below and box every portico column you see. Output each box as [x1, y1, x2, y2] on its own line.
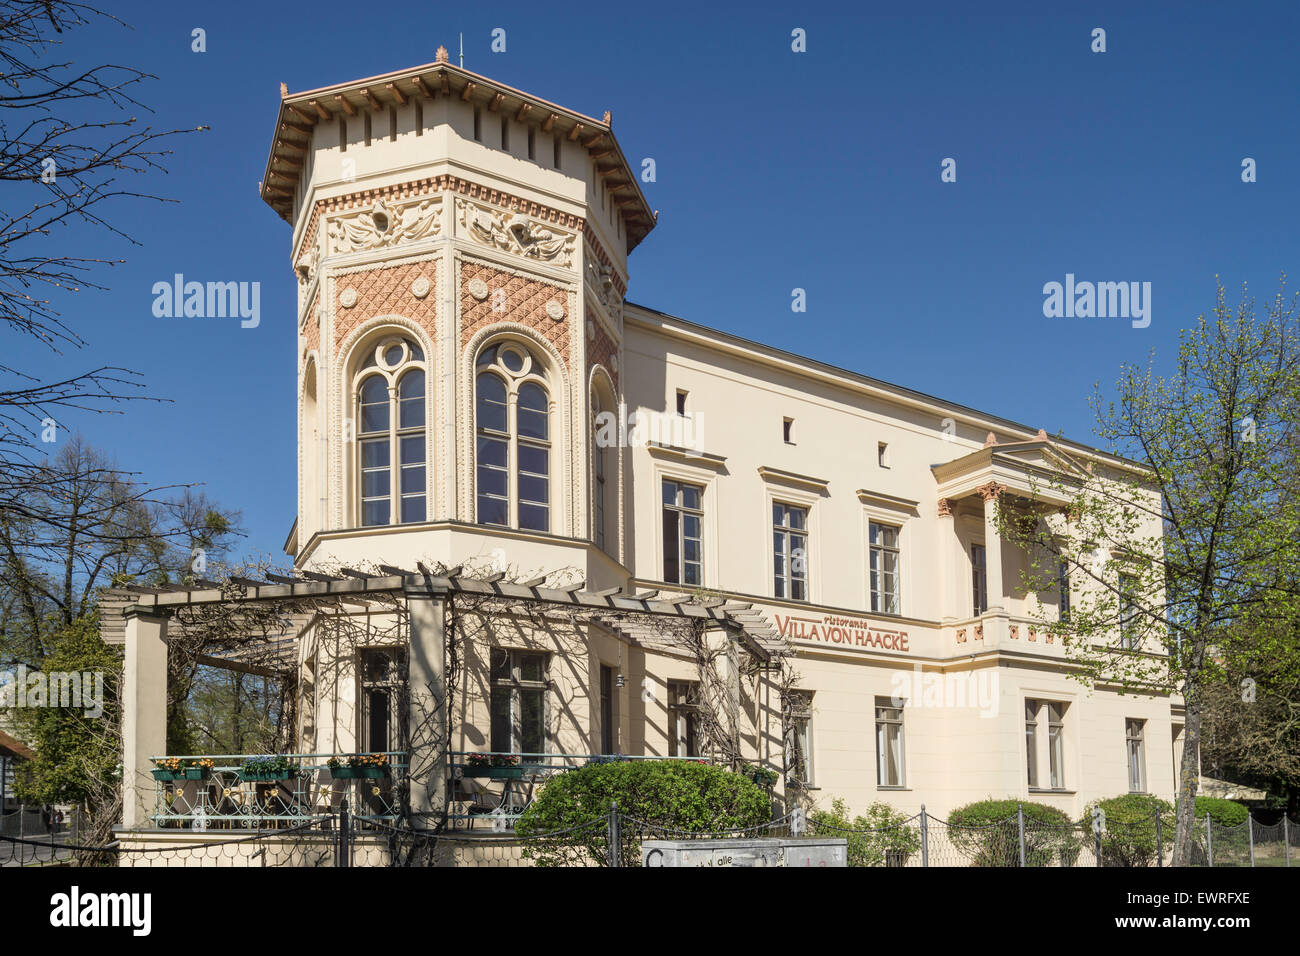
[936, 498, 958, 621]
[406, 586, 448, 829]
[978, 483, 1007, 613]
[121, 609, 168, 830]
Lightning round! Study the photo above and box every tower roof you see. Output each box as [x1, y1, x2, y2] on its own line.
[261, 57, 658, 250]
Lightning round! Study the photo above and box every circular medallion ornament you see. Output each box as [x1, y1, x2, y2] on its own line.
[339, 288, 358, 309]
[468, 277, 490, 301]
[545, 300, 565, 322]
[411, 276, 431, 299]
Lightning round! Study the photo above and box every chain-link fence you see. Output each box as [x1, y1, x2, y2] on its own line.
[4, 802, 1295, 867]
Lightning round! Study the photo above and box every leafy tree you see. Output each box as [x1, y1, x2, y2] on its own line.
[1000, 278, 1300, 864]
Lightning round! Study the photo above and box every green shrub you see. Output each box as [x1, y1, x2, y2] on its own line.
[947, 799, 1078, 866]
[1195, 796, 1249, 828]
[810, 797, 921, 866]
[514, 759, 770, 866]
[1081, 793, 1174, 867]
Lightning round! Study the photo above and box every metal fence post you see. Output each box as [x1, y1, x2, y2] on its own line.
[1205, 811, 1213, 867]
[607, 800, 621, 868]
[919, 804, 929, 868]
[1285, 815, 1291, 867]
[1247, 810, 1255, 867]
[1016, 804, 1026, 867]
[1155, 812, 1163, 867]
[337, 799, 350, 868]
[1095, 821, 1103, 867]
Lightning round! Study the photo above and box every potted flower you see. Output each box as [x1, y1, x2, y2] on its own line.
[462, 753, 523, 779]
[240, 755, 297, 782]
[182, 758, 214, 780]
[152, 757, 184, 781]
[740, 762, 780, 788]
[329, 753, 391, 779]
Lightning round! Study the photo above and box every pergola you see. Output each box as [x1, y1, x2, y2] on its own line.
[100, 563, 789, 831]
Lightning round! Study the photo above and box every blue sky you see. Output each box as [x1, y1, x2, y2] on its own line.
[16, 0, 1300, 561]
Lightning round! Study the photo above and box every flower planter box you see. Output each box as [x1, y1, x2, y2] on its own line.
[332, 766, 390, 780]
[463, 767, 524, 780]
[243, 771, 296, 782]
[152, 769, 180, 782]
[183, 768, 211, 781]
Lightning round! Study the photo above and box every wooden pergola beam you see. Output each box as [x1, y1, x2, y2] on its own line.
[286, 104, 316, 125]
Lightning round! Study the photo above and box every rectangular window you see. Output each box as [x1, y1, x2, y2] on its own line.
[878, 442, 889, 468]
[360, 438, 390, 526]
[500, 115, 509, 151]
[1058, 559, 1071, 622]
[1026, 699, 1067, 790]
[773, 502, 809, 601]
[593, 432, 608, 551]
[1048, 702, 1065, 789]
[415, 98, 423, 136]
[875, 698, 905, 787]
[490, 649, 548, 756]
[360, 649, 405, 754]
[675, 389, 688, 416]
[600, 665, 618, 755]
[389, 105, 397, 142]
[667, 681, 700, 757]
[1025, 700, 1039, 788]
[339, 116, 347, 152]
[363, 110, 372, 146]
[785, 691, 814, 786]
[662, 479, 703, 585]
[527, 126, 536, 159]
[1119, 572, 1138, 650]
[552, 133, 561, 168]
[783, 417, 795, 444]
[473, 107, 482, 142]
[399, 435, 425, 523]
[869, 521, 901, 615]
[1127, 719, 1146, 792]
[971, 544, 988, 615]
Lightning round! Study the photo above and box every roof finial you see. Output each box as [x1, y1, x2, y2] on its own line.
[602, 110, 612, 126]
[279, 82, 288, 98]
[1036, 428, 1048, 440]
[435, 45, 449, 64]
[984, 432, 998, 447]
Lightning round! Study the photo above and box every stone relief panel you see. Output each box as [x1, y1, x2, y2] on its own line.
[456, 197, 576, 269]
[460, 260, 572, 366]
[324, 196, 443, 256]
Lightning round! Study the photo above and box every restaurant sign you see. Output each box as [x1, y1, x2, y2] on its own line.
[770, 612, 910, 652]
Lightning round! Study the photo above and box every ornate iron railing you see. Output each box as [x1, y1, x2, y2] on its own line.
[149, 753, 406, 830]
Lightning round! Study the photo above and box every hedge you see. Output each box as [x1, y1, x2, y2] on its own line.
[947, 799, 1078, 866]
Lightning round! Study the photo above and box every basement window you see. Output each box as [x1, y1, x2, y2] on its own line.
[501, 116, 509, 151]
[474, 107, 482, 142]
[783, 418, 795, 444]
[553, 134, 561, 169]
[675, 390, 688, 416]
[528, 127, 536, 160]
[878, 442, 890, 468]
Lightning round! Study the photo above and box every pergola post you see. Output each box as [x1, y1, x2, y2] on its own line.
[406, 586, 448, 830]
[121, 609, 169, 830]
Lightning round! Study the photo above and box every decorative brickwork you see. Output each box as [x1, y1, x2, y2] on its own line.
[460, 261, 570, 366]
[586, 309, 619, 392]
[334, 261, 437, 347]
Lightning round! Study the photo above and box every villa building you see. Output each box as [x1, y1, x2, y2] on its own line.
[108, 53, 1179, 857]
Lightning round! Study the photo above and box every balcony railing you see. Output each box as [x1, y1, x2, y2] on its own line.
[148, 753, 406, 830]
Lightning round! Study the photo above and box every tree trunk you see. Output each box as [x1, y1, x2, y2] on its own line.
[1172, 696, 1202, 865]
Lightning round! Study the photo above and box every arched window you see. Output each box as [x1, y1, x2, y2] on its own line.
[590, 384, 614, 553]
[475, 341, 551, 532]
[355, 336, 426, 527]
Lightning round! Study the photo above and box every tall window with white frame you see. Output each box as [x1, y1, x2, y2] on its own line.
[785, 690, 814, 787]
[875, 697, 905, 787]
[1126, 718, 1146, 792]
[667, 680, 700, 757]
[475, 342, 551, 532]
[869, 521, 901, 614]
[662, 479, 703, 585]
[773, 502, 808, 600]
[1118, 571, 1139, 650]
[1026, 699, 1067, 790]
[490, 649, 548, 756]
[356, 337, 426, 527]
[971, 543, 988, 615]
